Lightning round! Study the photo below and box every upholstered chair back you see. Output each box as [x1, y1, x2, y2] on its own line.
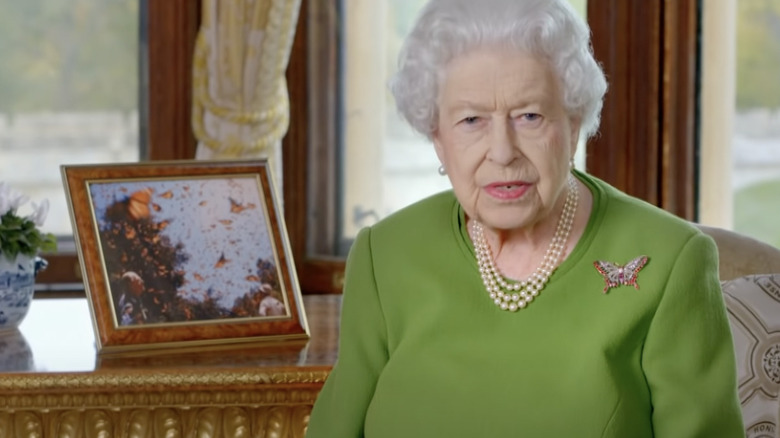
[696, 224, 780, 282]
[697, 224, 780, 437]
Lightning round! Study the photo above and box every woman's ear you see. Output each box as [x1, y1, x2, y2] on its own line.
[432, 130, 445, 163]
[569, 116, 582, 158]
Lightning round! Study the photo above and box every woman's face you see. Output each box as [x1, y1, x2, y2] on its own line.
[433, 46, 580, 232]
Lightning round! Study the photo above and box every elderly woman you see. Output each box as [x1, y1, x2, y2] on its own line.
[306, 0, 745, 436]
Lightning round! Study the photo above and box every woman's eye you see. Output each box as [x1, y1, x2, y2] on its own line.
[462, 116, 479, 124]
[520, 113, 541, 122]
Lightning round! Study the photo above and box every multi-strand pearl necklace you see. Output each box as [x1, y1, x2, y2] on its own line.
[470, 175, 578, 312]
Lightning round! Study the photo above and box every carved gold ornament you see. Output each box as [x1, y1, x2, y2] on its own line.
[0, 369, 330, 437]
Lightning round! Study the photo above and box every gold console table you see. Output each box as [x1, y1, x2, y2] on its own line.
[0, 294, 340, 438]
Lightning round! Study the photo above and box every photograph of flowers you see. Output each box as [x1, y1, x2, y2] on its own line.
[61, 160, 308, 354]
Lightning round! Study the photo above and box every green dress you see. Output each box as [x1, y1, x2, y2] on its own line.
[306, 171, 745, 437]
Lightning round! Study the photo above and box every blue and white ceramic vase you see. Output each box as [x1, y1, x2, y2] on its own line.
[0, 253, 47, 330]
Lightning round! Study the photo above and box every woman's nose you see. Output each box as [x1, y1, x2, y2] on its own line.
[486, 118, 518, 165]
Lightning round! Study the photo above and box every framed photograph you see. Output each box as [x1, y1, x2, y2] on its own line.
[61, 160, 309, 354]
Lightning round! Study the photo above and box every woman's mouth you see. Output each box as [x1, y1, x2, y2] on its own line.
[484, 182, 530, 200]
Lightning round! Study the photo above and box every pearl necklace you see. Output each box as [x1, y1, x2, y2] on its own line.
[471, 175, 578, 312]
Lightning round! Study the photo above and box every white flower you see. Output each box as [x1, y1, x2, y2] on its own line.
[0, 182, 10, 215]
[0, 182, 29, 216]
[27, 200, 50, 227]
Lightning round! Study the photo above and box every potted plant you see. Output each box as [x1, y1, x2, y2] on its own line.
[0, 182, 57, 330]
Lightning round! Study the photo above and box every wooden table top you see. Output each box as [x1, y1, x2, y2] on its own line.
[1, 294, 341, 374]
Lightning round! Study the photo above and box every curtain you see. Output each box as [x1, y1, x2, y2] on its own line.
[192, 0, 302, 190]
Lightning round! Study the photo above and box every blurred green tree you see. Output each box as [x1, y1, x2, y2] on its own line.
[736, 0, 780, 110]
[734, 180, 780, 248]
[0, 0, 138, 112]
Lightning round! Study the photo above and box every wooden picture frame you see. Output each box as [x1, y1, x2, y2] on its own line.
[61, 160, 309, 354]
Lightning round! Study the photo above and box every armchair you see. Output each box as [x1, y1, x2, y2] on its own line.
[697, 224, 780, 437]
[696, 224, 780, 281]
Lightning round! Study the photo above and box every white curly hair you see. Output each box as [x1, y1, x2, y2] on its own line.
[390, 0, 608, 142]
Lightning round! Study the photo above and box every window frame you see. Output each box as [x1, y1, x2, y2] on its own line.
[586, 0, 699, 220]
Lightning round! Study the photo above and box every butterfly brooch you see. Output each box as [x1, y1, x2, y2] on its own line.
[593, 255, 649, 294]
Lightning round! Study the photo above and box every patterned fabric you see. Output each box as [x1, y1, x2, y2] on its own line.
[723, 274, 780, 438]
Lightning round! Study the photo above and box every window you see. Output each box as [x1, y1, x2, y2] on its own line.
[20, 0, 200, 292]
[700, 0, 780, 248]
[0, 1, 139, 236]
[22, 0, 701, 294]
[731, 0, 780, 248]
[298, 0, 695, 293]
[318, 0, 587, 256]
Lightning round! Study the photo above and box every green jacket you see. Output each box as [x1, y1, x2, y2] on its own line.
[306, 171, 745, 437]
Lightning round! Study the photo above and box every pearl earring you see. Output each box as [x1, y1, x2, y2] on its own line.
[438, 165, 446, 176]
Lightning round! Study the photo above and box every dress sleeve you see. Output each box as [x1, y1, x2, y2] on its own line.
[306, 227, 389, 438]
[643, 232, 745, 437]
